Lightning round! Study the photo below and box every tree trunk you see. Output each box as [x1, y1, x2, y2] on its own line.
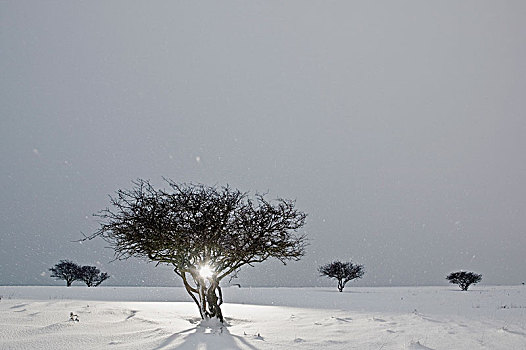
[181, 271, 204, 319]
[198, 279, 224, 322]
[337, 280, 344, 292]
[205, 281, 224, 322]
[66, 280, 72, 287]
[181, 270, 224, 323]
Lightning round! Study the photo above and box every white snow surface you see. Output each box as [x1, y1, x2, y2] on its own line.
[0, 285, 525, 349]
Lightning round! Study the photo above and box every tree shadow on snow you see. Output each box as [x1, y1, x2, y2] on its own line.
[155, 320, 259, 350]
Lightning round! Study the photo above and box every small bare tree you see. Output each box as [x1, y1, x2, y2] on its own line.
[79, 266, 110, 287]
[49, 260, 82, 287]
[319, 260, 364, 292]
[446, 271, 482, 291]
[85, 179, 307, 322]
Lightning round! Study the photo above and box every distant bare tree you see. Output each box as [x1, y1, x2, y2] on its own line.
[49, 260, 82, 287]
[319, 260, 364, 292]
[446, 271, 482, 291]
[79, 266, 110, 287]
[85, 179, 307, 322]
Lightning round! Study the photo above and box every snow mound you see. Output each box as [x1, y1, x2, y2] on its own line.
[408, 341, 435, 349]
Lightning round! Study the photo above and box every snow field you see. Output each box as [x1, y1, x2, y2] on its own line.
[0, 286, 525, 349]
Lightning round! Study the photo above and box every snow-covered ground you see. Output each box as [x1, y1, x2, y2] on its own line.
[1, 285, 525, 349]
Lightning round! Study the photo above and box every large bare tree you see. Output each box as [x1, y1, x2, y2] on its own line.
[86, 179, 307, 322]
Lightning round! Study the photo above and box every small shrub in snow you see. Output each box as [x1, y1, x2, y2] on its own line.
[319, 260, 364, 292]
[50, 261, 110, 287]
[446, 271, 482, 291]
[79, 266, 110, 287]
[49, 260, 82, 287]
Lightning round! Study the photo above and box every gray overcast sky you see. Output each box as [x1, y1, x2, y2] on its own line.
[1, 1, 525, 287]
